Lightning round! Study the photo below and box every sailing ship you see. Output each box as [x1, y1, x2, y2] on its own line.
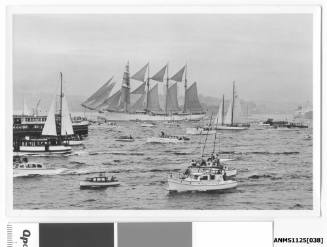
[82, 62, 205, 121]
[214, 82, 249, 130]
[15, 73, 74, 153]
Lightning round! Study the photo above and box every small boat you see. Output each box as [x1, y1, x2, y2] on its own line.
[167, 171, 237, 192]
[13, 162, 56, 176]
[146, 137, 185, 144]
[186, 127, 216, 135]
[115, 135, 135, 142]
[141, 122, 156, 127]
[80, 173, 120, 189]
[146, 132, 190, 143]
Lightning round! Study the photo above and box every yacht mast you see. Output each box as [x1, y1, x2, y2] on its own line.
[59, 72, 63, 139]
[222, 94, 225, 125]
[231, 81, 235, 125]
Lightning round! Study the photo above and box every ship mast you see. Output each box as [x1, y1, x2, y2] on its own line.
[231, 81, 235, 126]
[146, 64, 150, 112]
[59, 72, 63, 140]
[222, 94, 225, 125]
[183, 64, 188, 113]
[124, 62, 130, 113]
[165, 63, 169, 115]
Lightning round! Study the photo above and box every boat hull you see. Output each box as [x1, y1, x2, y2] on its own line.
[66, 140, 83, 146]
[18, 145, 72, 153]
[186, 128, 216, 135]
[115, 139, 134, 142]
[13, 168, 57, 177]
[104, 112, 205, 121]
[215, 125, 248, 130]
[167, 178, 237, 192]
[79, 181, 120, 189]
[146, 137, 184, 144]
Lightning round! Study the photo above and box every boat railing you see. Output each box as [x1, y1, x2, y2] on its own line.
[169, 172, 187, 179]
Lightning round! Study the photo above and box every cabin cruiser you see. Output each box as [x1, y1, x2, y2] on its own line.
[167, 170, 237, 192]
[80, 173, 120, 189]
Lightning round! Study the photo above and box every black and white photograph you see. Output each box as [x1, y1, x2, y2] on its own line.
[10, 9, 320, 211]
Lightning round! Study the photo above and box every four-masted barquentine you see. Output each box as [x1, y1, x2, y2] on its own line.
[82, 62, 206, 121]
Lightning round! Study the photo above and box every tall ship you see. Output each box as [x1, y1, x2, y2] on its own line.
[82, 62, 206, 121]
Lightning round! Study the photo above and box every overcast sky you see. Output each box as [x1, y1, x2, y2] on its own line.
[13, 14, 313, 103]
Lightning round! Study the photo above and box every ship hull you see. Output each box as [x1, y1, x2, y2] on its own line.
[103, 111, 205, 121]
[167, 178, 237, 192]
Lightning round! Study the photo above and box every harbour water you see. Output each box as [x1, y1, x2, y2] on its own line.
[13, 117, 313, 210]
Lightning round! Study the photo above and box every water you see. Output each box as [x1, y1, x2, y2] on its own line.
[13, 120, 313, 210]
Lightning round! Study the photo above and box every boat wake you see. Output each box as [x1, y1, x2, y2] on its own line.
[220, 151, 299, 155]
[14, 168, 67, 178]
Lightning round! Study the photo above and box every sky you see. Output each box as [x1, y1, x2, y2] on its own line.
[13, 14, 313, 104]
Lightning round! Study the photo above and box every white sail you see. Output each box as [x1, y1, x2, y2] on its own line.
[166, 83, 180, 112]
[131, 82, 146, 94]
[184, 82, 203, 113]
[232, 92, 242, 124]
[147, 84, 162, 112]
[150, 65, 167, 82]
[103, 90, 122, 111]
[61, 95, 74, 136]
[214, 104, 223, 125]
[224, 103, 232, 125]
[82, 77, 113, 107]
[131, 63, 148, 82]
[84, 82, 116, 110]
[42, 96, 57, 136]
[170, 65, 186, 82]
[130, 93, 146, 112]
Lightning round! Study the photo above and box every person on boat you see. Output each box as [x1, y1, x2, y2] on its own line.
[160, 131, 165, 138]
[129, 134, 133, 139]
[184, 168, 191, 176]
[200, 159, 206, 166]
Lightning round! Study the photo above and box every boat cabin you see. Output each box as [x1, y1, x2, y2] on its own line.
[185, 172, 224, 182]
[85, 174, 117, 183]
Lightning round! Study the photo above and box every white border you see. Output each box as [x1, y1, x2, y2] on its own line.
[5, 5, 322, 221]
